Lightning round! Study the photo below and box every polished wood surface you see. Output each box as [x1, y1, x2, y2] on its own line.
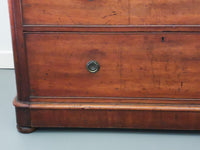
[22, 0, 200, 25]
[9, 0, 30, 101]
[9, 0, 200, 133]
[30, 108, 200, 130]
[30, 109, 200, 130]
[26, 33, 200, 98]
[14, 99, 200, 130]
[129, 0, 200, 25]
[22, 0, 129, 25]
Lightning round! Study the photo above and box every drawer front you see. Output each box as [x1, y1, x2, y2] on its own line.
[26, 33, 200, 98]
[22, 0, 129, 25]
[22, 0, 200, 25]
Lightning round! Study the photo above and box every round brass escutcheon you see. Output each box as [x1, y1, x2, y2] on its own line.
[86, 60, 100, 73]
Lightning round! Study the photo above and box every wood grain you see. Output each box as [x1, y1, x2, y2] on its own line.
[22, 0, 200, 25]
[13, 99, 200, 130]
[25, 32, 200, 99]
[22, 0, 129, 25]
[30, 108, 200, 130]
[130, 0, 200, 25]
[8, 0, 30, 101]
[10, 0, 200, 132]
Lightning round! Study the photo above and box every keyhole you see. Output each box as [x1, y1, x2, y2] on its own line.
[162, 37, 165, 42]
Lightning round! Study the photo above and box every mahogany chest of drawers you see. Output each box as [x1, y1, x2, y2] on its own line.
[9, 0, 200, 133]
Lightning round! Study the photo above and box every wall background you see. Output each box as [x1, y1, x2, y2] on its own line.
[0, 0, 14, 68]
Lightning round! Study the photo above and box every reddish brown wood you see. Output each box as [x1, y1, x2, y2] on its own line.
[8, 0, 30, 101]
[25, 32, 200, 99]
[13, 99, 200, 130]
[30, 97, 200, 105]
[9, 0, 200, 132]
[22, 0, 129, 25]
[23, 25, 200, 32]
[17, 125, 36, 133]
[21, 0, 200, 25]
[129, 0, 200, 25]
[15, 108, 31, 127]
[30, 109, 200, 130]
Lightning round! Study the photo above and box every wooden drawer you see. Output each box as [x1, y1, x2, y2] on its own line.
[22, 0, 200, 25]
[25, 32, 200, 99]
[22, 0, 129, 25]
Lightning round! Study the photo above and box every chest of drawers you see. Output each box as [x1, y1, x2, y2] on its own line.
[9, 0, 200, 133]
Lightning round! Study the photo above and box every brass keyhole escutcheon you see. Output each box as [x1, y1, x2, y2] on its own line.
[86, 60, 100, 73]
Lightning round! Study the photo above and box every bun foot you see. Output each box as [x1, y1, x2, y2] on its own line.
[17, 125, 36, 133]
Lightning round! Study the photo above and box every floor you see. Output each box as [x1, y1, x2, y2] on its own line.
[1, 69, 200, 150]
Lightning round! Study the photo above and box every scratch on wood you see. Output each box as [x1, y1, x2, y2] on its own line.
[181, 81, 183, 88]
[102, 11, 118, 19]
